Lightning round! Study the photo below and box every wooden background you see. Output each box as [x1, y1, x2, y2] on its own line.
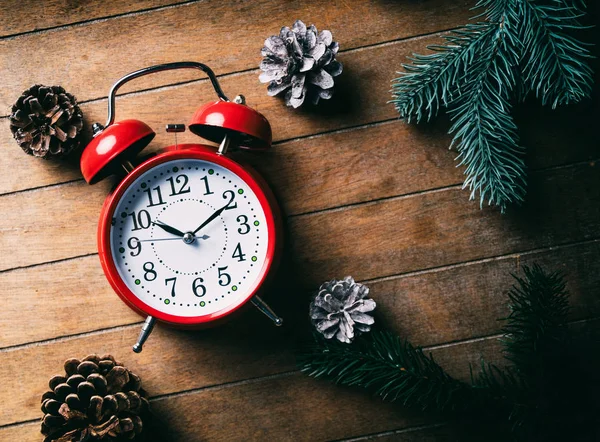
[1, 1, 599, 440]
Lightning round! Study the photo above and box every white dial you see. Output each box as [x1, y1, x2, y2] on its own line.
[109, 158, 270, 317]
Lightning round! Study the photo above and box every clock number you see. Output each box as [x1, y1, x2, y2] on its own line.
[232, 243, 246, 262]
[192, 277, 206, 297]
[127, 237, 141, 256]
[143, 186, 166, 207]
[218, 266, 231, 286]
[236, 215, 250, 235]
[223, 190, 238, 210]
[200, 176, 214, 195]
[128, 210, 152, 231]
[167, 175, 191, 196]
[165, 277, 177, 297]
[143, 262, 157, 281]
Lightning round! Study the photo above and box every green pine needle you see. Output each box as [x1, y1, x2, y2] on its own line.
[390, 0, 594, 211]
[501, 264, 570, 374]
[298, 330, 473, 412]
[520, 1, 594, 108]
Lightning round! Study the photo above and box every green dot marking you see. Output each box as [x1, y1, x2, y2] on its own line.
[134, 279, 141, 285]
[208, 169, 214, 175]
[238, 189, 244, 194]
[200, 301, 206, 307]
[173, 166, 179, 172]
[119, 247, 125, 253]
[251, 256, 258, 262]
[141, 182, 147, 188]
[253, 220, 260, 226]
[232, 285, 238, 291]
[164, 299, 170, 305]
[120, 212, 127, 218]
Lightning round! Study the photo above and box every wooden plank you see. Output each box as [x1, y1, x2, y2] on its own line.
[287, 163, 600, 287]
[0, 0, 183, 37]
[0, 327, 502, 429]
[0, 312, 297, 427]
[367, 240, 600, 347]
[2, 37, 597, 198]
[1, 233, 598, 349]
[0, 256, 140, 348]
[1, 161, 598, 275]
[0, 0, 474, 109]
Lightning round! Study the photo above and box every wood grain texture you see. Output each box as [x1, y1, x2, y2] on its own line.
[0, 0, 474, 109]
[288, 163, 600, 286]
[0, 0, 184, 37]
[0, 328, 502, 430]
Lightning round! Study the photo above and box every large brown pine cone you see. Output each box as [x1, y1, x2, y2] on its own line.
[41, 355, 149, 442]
[9, 84, 83, 159]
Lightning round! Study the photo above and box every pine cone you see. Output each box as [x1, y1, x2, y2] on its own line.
[259, 20, 343, 108]
[9, 84, 83, 159]
[310, 276, 376, 344]
[41, 355, 149, 442]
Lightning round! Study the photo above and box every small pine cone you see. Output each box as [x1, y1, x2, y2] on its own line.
[259, 20, 343, 108]
[310, 276, 376, 343]
[41, 354, 148, 442]
[9, 84, 84, 159]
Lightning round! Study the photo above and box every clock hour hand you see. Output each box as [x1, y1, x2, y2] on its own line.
[152, 221, 186, 237]
[192, 205, 227, 235]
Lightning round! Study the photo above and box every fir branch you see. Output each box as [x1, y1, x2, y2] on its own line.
[390, 0, 595, 211]
[298, 330, 473, 412]
[520, 0, 594, 108]
[449, 0, 526, 210]
[501, 264, 570, 375]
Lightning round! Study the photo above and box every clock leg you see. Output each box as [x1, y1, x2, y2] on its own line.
[132, 316, 156, 353]
[251, 296, 283, 326]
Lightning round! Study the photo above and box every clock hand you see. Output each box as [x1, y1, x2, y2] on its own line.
[192, 205, 227, 235]
[136, 235, 210, 243]
[152, 221, 186, 237]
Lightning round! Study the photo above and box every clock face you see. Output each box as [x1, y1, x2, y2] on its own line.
[107, 157, 271, 319]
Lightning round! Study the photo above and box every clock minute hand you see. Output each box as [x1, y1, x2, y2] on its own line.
[152, 221, 186, 237]
[193, 205, 227, 235]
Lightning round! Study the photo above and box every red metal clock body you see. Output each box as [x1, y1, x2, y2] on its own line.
[80, 62, 283, 352]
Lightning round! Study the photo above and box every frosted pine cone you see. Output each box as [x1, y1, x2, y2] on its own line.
[310, 277, 376, 343]
[259, 20, 343, 108]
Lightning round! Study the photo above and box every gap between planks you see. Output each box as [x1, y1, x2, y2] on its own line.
[332, 422, 449, 442]
[1, 235, 598, 354]
[0, 0, 207, 41]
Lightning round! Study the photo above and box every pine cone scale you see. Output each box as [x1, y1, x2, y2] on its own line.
[41, 355, 148, 441]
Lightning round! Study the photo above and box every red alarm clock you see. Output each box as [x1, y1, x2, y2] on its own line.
[80, 62, 283, 353]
